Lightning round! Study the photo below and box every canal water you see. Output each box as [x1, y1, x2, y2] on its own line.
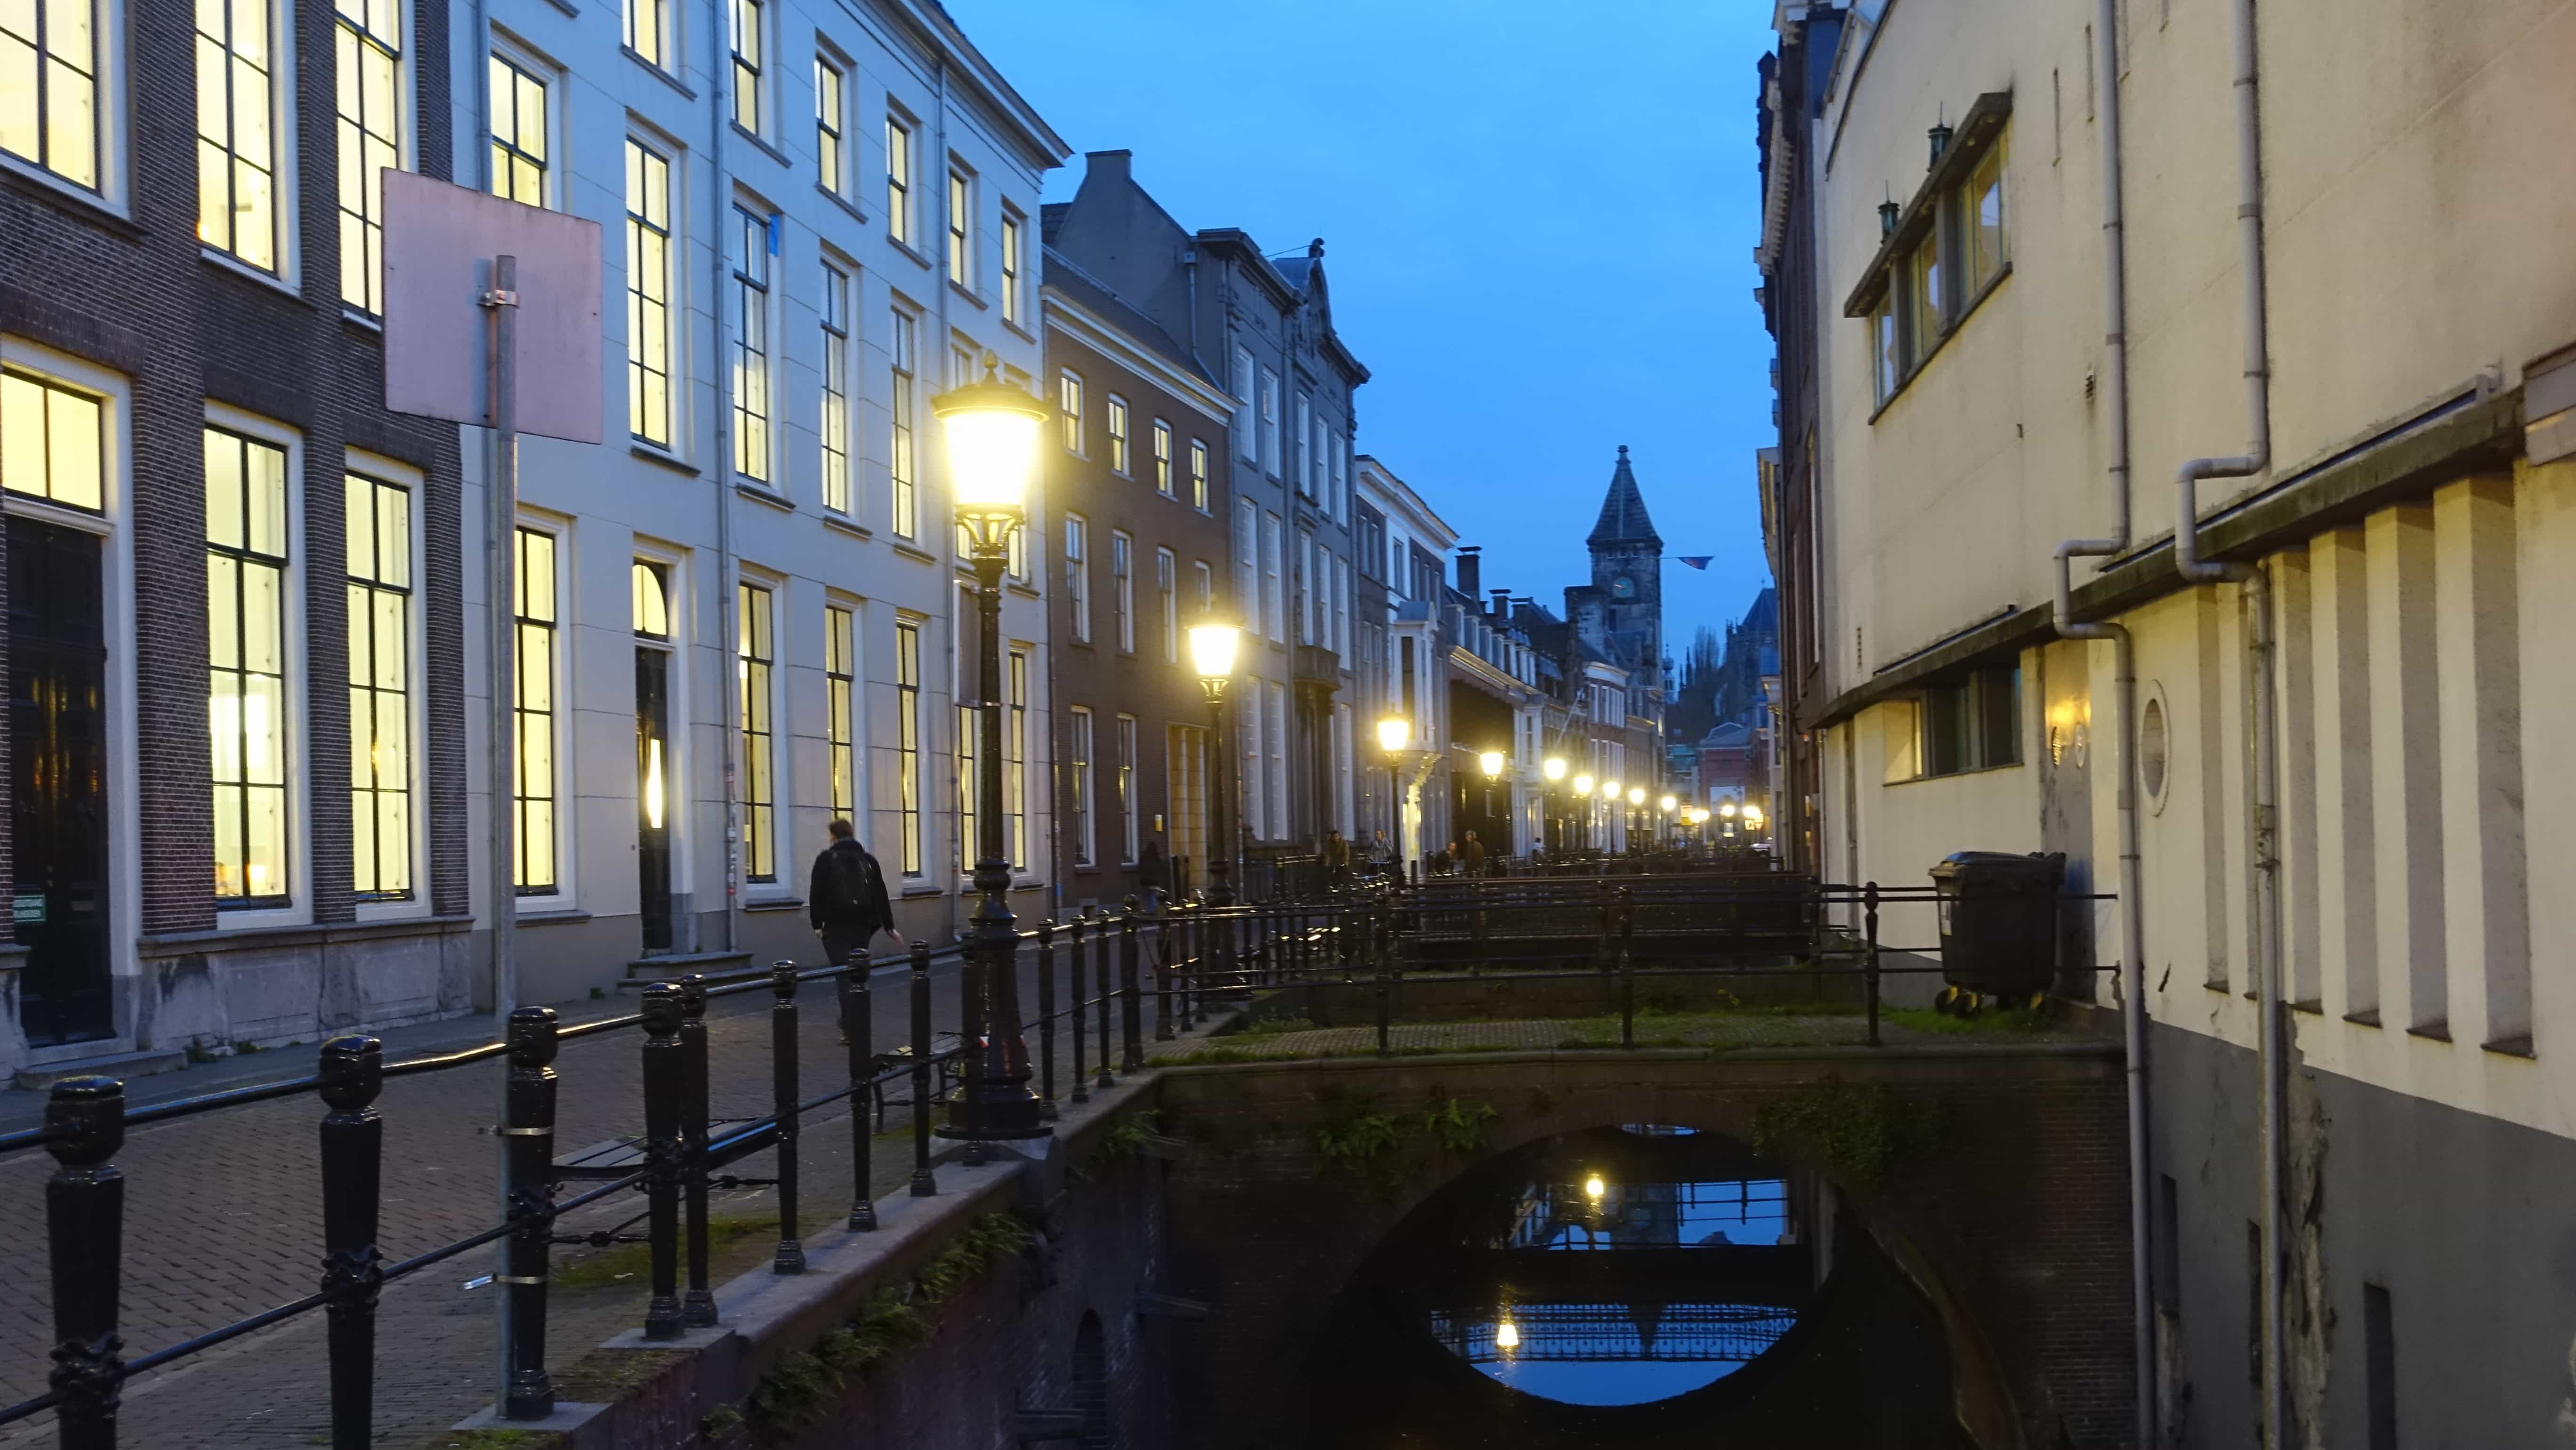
[1298, 1125, 1971, 1447]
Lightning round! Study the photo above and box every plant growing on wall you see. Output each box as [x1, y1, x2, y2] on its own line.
[1750, 1077, 1942, 1192]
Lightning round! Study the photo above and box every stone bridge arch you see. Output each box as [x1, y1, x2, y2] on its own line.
[1149, 1044, 2133, 1449]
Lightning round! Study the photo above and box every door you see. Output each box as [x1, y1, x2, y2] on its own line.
[10, 517, 112, 1044]
[635, 646, 672, 952]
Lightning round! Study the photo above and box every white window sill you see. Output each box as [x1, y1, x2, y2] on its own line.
[201, 246, 302, 301]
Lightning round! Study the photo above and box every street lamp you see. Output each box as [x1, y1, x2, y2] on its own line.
[933, 353, 1048, 1148]
[1541, 756, 1567, 856]
[1189, 620, 1243, 906]
[1377, 716, 1410, 874]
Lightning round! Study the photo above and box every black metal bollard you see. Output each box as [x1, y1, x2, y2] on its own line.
[499, 1008, 558, 1418]
[1067, 912, 1090, 1105]
[1864, 881, 1883, 1048]
[640, 985, 685, 1339]
[44, 1075, 125, 1450]
[1036, 920, 1060, 1117]
[840, 947, 877, 1231]
[318, 1037, 385, 1450]
[676, 975, 715, 1328]
[1090, 905, 1116, 1091]
[909, 943, 936, 1196]
[1154, 904, 1176, 1042]
[770, 962, 805, 1273]
[1120, 898, 1145, 1073]
[1618, 887, 1637, 1050]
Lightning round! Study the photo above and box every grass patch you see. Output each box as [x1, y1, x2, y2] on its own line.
[1223, 1014, 1320, 1039]
[554, 1212, 772, 1289]
[411, 1432, 567, 1450]
[1883, 1005, 2053, 1037]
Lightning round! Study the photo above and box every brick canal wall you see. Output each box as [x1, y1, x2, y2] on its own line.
[1151, 1045, 2136, 1450]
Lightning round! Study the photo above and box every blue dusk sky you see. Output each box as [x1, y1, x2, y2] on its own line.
[950, 0, 1783, 658]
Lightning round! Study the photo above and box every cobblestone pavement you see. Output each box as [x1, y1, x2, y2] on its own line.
[0, 938, 1146, 1449]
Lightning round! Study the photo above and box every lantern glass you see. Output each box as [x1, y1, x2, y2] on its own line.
[1187, 621, 1242, 680]
[1377, 717, 1410, 754]
[1479, 750, 1504, 779]
[1542, 756, 1567, 782]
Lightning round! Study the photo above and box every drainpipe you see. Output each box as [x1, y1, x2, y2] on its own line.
[711, 0, 738, 954]
[2048, 2, 2154, 1444]
[2173, 0, 2282, 1439]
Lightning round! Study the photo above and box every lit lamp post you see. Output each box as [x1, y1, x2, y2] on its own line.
[933, 354, 1049, 1148]
[1188, 620, 1243, 907]
[1572, 773, 1594, 850]
[1742, 802, 1766, 848]
[1599, 779, 1619, 852]
[1720, 799, 1738, 843]
[1658, 794, 1677, 847]
[1478, 749, 1505, 860]
[1541, 756, 1566, 856]
[1377, 716, 1411, 876]
[1626, 786, 1644, 851]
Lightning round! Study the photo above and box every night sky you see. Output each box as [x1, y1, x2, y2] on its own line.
[951, 0, 1782, 658]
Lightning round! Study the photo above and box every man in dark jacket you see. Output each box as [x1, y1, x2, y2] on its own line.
[810, 818, 903, 970]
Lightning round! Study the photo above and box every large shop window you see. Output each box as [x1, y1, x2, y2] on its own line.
[346, 474, 413, 899]
[207, 428, 291, 906]
[511, 526, 558, 892]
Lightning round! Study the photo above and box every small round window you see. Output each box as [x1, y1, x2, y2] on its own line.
[2139, 694, 2170, 808]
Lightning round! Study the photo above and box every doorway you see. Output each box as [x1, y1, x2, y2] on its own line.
[10, 516, 113, 1045]
[636, 646, 673, 953]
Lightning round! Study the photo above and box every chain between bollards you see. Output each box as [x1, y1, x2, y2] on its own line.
[770, 961, 805, 1273]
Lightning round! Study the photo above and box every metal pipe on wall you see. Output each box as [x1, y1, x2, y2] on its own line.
[711, 0, 739, 955]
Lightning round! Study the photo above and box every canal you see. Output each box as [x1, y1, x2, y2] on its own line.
[1296, 1124, 1974, 1447]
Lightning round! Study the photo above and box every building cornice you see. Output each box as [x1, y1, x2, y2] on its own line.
[1041, 290, 1237, 424]
[874, 0, 1073, 173]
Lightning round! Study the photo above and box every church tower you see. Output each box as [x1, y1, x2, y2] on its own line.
[1578, 444, 1665, 696]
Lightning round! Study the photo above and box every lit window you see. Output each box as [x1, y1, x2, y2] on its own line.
[1000, 211, 1024, 326]
[346, 474, 413, 900]
[1058, 370, 1083, 453]
[334, 0, 402, 312]
[728, 0, 761, 132]
[737, 582, 774, 880]
[813, 58, 842, 193]
[1111, 530, 1133, 653]
[1151, 419, 1173, 496]
[1106, 395, 1129, 475]
[825, 604, 854, 819]
[200, 0, 280, 267]
[1068, 706, 1094, 868]
[1064, 513, 1090, 644]
[624, 140, 673, 445]
[1909, 226, 1943, 367]
[946, 169, 970, 285]
[625, 0, 664, 68]
[894, 619, 922, 873]
[1189, 438, 1208, 511]
[511, 527, 557, 893]
[955, 684, 975, 874]
[730, 207, 771, 483]
[0, 372, 104, 510]
[1006, 650, 1027, 867]
[820, 263, 850, 512]
[487, 55, 546, 206]
[207, 429, 290, 905]
[1115, 714, 1138, 865]
[0, 0, 99, 187]
[884, 115, 911, 244]
[888, 307, 916, 536]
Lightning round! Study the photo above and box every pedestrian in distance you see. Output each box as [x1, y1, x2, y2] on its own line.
[1463, 830, 1486, 877]
[1322, 828, 1352, 890]
[1138, 838, 1169, 910]
[810, 817, 904, 971]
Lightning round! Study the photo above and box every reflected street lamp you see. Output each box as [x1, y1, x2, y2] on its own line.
[933, 353, 1048, 1150]
[1189, 620, 1243, 907]
[1377, 717, 1410, 876]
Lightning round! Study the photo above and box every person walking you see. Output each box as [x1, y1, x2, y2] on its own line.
[1138, 838, 1169, 910]
[1462, 830, 1487, 877]
[1322, 828, 1352, 892]
[809, 817, 903, 971]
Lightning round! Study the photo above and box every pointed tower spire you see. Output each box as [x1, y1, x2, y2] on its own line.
[1587, 444, 1663, 548]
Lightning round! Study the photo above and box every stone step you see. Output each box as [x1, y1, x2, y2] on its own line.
[621, 951, 755, 984]
[16, 1047, 190, 1091]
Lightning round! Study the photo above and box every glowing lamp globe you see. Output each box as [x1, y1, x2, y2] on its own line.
[932, 354, 1047, 549]
[1479, 750, 1505, 779]
[1187, 620, 1241, 681]
[1376, 717, 1409, 755]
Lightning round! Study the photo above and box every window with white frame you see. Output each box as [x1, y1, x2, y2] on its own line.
[487, 54, 546, 206]
[884, 114, 912, 244]
[1, 371, 104, 510]
[208, 428, 291, 906]
[2, 0, 101, 188]
[894, 617, 922, 874]
[1058, 370, 1083, 454]
[1000, 209, 1024, 327]
[736, 581, 775, 880]
[334, 0, 402, 313]
[1329, 430, 1347, 521]
[510, 525, 557, 894]
[1265, 682, 1287, 843]
[624, 140, 674, 446]
[1115, 714, 1138, 865]
[825, 604, 854, 819]
[346, 473, 413, 900]
[1260, 511, 1283, 645]
[1155, 547, 1176, 663]
[1191, 559, 1212, 620]
[1151, 419, 1172, 496]
[1257, 367, 1280, 476]
[1111, 530, 1133, 653]
[1232, 346, 1255, 461]
[728, 0, 761, 131]
[1231, 499, 1257, 638]
[813, 58, 843, 193]
[625, 0, 665, 68]
[820, 262, 850, 512]
[1294, 528, 1313, 645]
[954, 659, 975, 874]
[200, 0, 282, 268]
[888, 305, 916, 536]
[1240, 692, 1262, 839]
[1106, 395, 1129, 475]
[1006, 648, 1028, 868]
[1068, 705, 1095, 868]
[1189, 438, 1208, 511]
[946, 169, 970, 286]
[1293, 394, 1311, 496]
[730, 207, 771, 482]
[1063, 513, 1090, 644]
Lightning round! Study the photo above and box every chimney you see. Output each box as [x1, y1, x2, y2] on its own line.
[1085, 150, 1134, 185]
[1491, 589, 1511, 621]
[1455, 546, 1481, 601]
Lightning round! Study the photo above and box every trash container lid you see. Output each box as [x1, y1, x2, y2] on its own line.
[1928, 850, 2066, 888]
